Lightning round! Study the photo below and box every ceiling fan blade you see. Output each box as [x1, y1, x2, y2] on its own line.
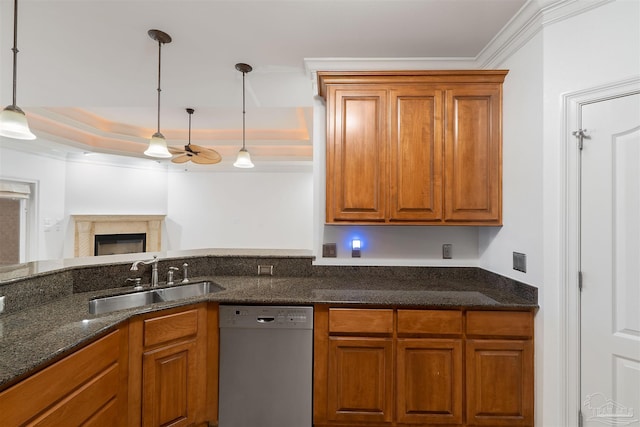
[168, 146, 187, 155]
[191, 154, 221, 165]
[171, 155, 191, 164]
[189, 145, 222, 161]
[198, 151, 222, 162]
[188, 144, 211, 152]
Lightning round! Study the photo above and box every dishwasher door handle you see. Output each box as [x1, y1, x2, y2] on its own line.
[257, 316, 275, 323]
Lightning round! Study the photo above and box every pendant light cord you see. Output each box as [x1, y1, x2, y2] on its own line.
[10, 0, 19, 108]
[241, 70, 246, 150]
[188, 109, 192, 144]
[156, 40, 162, 134]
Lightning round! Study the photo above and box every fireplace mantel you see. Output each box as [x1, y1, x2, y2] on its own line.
[72, 215, 165, 257]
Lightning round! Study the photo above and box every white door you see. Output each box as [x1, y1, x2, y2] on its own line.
[581, 93, 640, 426]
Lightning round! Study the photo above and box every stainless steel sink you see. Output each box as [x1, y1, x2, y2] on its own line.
[89, 289, 164, 315]
[89, 281, 224, 315]
[155, 281, 224, 301]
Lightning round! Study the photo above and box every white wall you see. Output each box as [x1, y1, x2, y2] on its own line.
[62, 158, 169, 258]
[478, 32, 544, 286]
[1, 145, 313, 260]
[540, 1, 640, 426]
[64, 160, 168, 215]
[63, 158, 315, 255]
[481, 1, 640, 425]
[166, 170, 313, 250]
[321, 225, 479, 265]
[0, 147, 67, 261]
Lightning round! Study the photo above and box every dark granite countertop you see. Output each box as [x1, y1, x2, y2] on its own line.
[0, 270, 536, 391]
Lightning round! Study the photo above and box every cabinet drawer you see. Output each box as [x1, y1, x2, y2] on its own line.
[144, 308, 200, 347]
[397, 310, 462, 335]
[329, 308, 393, 334]
[466, 311, 533, 338]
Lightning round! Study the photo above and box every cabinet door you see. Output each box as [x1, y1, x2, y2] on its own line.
[326, 87, 388, 222]
[466, 339, 534, 426]
[327, 336, 393, 424]
[444, 86, 502, 224]
[142, 339, 199, 427]
[389, 88, 444, 221]
[396, 338, 462, 425]
[129, 305, 208, 427]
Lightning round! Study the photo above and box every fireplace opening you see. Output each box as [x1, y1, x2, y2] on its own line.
[94, 233, 147, 256]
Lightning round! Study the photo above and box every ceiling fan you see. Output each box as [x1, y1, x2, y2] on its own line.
[169, 108, 222, 165]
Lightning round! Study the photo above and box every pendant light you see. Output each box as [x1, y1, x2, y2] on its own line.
[144, 29, 172, 158]
[0, 0, 35, 140]
[233, 63, 254, 168]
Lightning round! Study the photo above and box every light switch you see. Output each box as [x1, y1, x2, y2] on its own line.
[442, 244, 452, 259]
[513, 252, 527, 273]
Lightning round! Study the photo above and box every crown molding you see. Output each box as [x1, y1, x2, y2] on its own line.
[478, 0, 614, 68]
[305, 0, 615, 74]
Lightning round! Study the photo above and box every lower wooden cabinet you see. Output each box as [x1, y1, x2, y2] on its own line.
[328, 337, 394, 424]
[314, 306, 534, 427]
[0, 325, 129, 426]
[129, 303, 210, 427]
[466, 339, 533, 426]
[465, 311, 534, 426]
[397, 338, 463, 425]
[1, 302, 532, 427]
[0, 303, 218, 427]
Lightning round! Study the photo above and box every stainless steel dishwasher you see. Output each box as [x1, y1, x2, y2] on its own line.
[218, 305, 314, 427]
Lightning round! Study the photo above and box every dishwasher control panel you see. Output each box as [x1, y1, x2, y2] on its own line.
[219, 305, 314, 329]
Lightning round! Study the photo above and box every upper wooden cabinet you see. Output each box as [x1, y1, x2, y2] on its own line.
[318, 70, 508, 225]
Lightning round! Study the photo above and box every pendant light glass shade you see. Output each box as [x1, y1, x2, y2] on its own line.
[145, 29, 172, 159]
[234, 63, 254, 169]
[0, 0, 35, 140]
[144, 132, 172, 158]
[0, 106, 35, 140]
[233, 148, 254, 168]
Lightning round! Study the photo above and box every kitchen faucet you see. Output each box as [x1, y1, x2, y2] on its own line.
[182, 263, 190, 284]
[130, 256, 161, 287]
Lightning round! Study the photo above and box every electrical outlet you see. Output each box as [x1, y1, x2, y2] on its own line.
[322, 243, 337, 258]
[513, 252, 527, 273]
[257, 265, 274, 276]
[442, 244, 453, 259]
[0, 296, 5, 314]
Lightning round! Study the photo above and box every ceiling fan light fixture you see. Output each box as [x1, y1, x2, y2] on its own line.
[0, 106, 36, 140]
[144, 29, 172, 159]
[0, 0, 35, 140]
[145, 132, 172, 158]
[234, 62, 254, 169]
[169, 108, 222, 165]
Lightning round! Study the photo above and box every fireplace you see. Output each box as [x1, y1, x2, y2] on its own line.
[94, 233, 147, 256]
[72, 215, 165, 257]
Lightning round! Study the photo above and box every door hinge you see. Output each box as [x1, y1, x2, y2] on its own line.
[578, 271, 583, 291]
[573, 129, 588, 150]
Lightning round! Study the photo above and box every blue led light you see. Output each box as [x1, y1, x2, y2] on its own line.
[352, 238, 361, 249]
